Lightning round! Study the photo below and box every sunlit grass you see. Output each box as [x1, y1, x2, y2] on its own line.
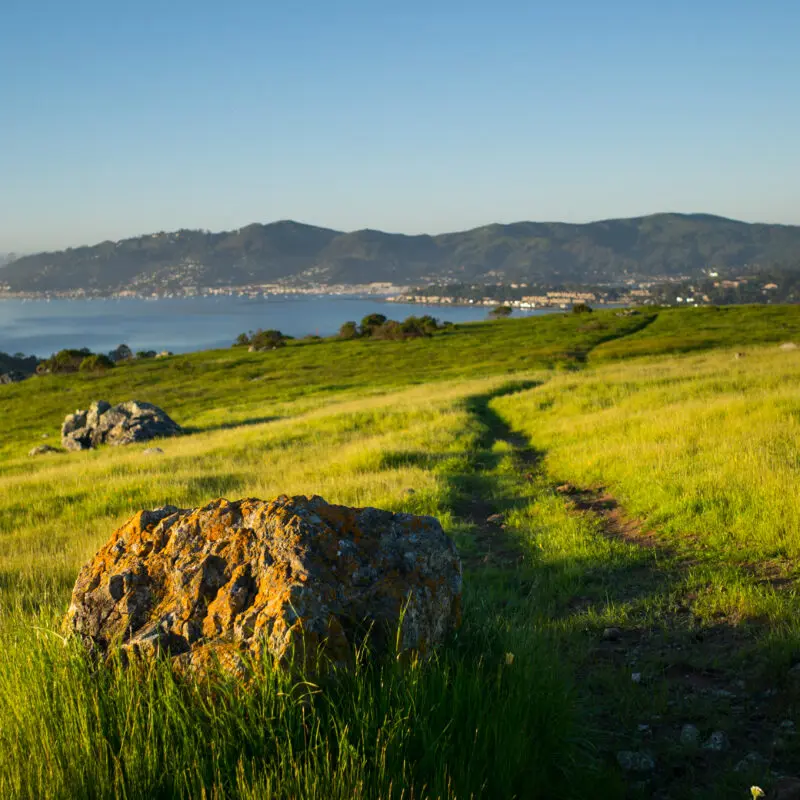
[4, 307, 800, 797]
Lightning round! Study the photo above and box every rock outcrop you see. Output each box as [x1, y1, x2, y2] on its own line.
[61, 400, 183, 451]
[65, 495, 462, 675]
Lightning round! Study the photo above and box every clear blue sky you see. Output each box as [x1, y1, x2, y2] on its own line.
[1, 0, 798, 252]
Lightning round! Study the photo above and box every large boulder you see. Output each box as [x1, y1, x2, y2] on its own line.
[61, 400, 182, 451]
[64, 495, 462, 675]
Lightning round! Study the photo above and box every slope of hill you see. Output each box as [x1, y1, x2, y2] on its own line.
[3, 307, 800, 798]
[4, 213, 800, 293]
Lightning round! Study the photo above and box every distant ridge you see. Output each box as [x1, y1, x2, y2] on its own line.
[3, 213, 800, 293]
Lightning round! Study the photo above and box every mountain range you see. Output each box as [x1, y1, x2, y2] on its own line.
[3, 213, 800, 293]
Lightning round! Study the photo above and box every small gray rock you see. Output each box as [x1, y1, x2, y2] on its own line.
[616, 750, 655, 772]
[779, 342, 798, 351]
[703, 731, 729, 752]
[29, 444, 60, 457]
[0, 370, 27, 384]
[680, 724, 700, 747]
[142, 447, 164, 456]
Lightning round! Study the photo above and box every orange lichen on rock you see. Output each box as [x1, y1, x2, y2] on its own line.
[65, 495, 462, 675]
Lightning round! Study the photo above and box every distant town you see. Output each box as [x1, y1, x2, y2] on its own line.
[2, 270, 797, 309]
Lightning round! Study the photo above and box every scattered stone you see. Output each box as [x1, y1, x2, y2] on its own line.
[0, 370, 27, 384]
[734, 679, 746, 690]
[29, 444, 60, 457]
[637, 723, 650, 733]
[64, 494, 463, 676]
[680, 724, 700, 747]
[734, 752, 768, 773]
[142, 447, 164, 456]
[734, 352, 746, 359]
[711, 688, 736, 699]
[616, 750, 655, 772]
[703, 731, 729, 752]
[781, 720, 796, 731]
[486, 513, 505, 525]
[556, 483, 576, 494]
[779, 342, 798, 351]
[41, 433, 49, 439]
[602, 626, 622, 641]
[631, 672, 642, 683]
[774, 777, 800, 800]
[61, 400, 182, 451]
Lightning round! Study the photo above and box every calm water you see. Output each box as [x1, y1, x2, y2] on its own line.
[0, 296, 562, 358]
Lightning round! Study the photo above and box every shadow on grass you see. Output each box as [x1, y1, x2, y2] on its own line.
[444, 378, 799, 799]
[183, 415, 281, 435]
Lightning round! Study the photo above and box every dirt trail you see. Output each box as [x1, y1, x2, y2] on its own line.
[454, 386, 800, 799]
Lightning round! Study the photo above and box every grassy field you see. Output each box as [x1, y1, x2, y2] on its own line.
[2, 305, 800, 798]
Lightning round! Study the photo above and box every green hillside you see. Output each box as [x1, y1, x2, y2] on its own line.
[2, 306, 800, 798]
[4, 213, 800, 292]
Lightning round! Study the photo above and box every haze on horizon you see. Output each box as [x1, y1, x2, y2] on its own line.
[2, 0, 799, 255]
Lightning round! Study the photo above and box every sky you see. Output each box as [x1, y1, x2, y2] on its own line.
[1, 0, 799, 253]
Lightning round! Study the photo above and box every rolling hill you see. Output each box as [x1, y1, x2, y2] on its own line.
[3, 213, 800, 293]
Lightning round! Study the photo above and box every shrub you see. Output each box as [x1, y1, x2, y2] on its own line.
[489, 305, 513, 319]
[369, 315, 442, 341]
[79, 354, 115, 373]
[371, 320, 403, 340]
[571, 303, 593, 314]
[339, 321, 359, 339]
[359, 314, 388, 337]
[38, 348, 92, 374]
[233, 332, 251, 347]
[249, 330, 289, 351]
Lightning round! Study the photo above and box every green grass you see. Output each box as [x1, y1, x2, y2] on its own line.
[3, 306, 800, 798]
[591, 304, 800, 360]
